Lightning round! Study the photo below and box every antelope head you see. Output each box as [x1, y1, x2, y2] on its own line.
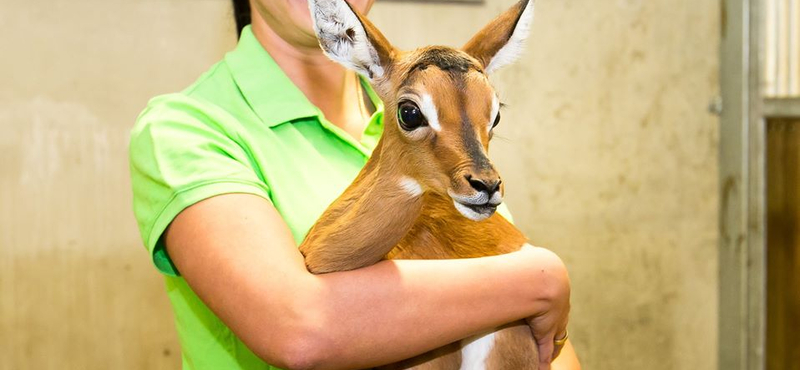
[309, 0, 534, 221]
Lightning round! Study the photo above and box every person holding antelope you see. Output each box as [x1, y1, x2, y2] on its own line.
[129, 0, 579, 369]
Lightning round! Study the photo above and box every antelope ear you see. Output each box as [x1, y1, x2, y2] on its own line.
[463, 0, 534, 74]
[308, 0, 394, 80]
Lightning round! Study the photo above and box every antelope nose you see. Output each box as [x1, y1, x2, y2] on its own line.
[466, 175, 501, 195]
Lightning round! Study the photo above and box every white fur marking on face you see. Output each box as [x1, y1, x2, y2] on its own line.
[488, 95, 500, 133]
[453, 200, 490, 222]
[485, 0, 534, 74]
[308, 0, 384, 79]
[420, 93, 441, 132]
[399, 176, 423, 197]
[460, 331, 497, 370]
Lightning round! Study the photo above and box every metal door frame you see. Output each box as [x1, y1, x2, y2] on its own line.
[719, 0, 800, 368]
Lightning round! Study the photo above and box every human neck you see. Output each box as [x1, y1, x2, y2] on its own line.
[250, 16, 368, 139]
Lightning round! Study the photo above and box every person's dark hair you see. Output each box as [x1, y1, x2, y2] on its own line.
[232, 0, 251, 39]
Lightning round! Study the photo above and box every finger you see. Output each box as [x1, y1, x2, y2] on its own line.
[538, 336, 555, 370]
[552, 342, 564, 360]
[552, 329, 568, 360]
[551, 315, 569, 359]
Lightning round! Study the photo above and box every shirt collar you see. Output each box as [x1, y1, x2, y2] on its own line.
[225, 26, 386, 154]
[225, 26, 321, 128]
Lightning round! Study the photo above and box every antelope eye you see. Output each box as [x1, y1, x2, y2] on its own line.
[398, 101, 427, 131]
[492, 111, 501, 129]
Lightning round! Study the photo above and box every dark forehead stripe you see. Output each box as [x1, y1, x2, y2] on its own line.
[413, 47, 478, 72]
[458, 87, 492, 171]
[402, 47, 481, 87]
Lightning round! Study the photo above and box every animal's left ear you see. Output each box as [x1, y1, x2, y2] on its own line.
[462, 0, 534, 74]
[308, 0, 395, 81]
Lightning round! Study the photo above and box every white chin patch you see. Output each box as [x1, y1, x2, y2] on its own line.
[453, 201, 492, 222]
[399, 176, 423, 197]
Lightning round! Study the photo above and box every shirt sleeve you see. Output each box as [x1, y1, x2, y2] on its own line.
[129, 94, 271, 276]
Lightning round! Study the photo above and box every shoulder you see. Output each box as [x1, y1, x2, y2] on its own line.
[129, 94, 229, 163]
[135, 63, 234, 127]
[130, 68, 250, 154]
[128, 83, 251, 180]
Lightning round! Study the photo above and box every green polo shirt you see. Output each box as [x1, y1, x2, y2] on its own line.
[129, 26, 384, 369]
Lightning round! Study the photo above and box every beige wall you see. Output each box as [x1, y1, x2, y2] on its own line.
[0, 1, 235, 368]
[374, 1, 719, 369]
[0, 0, 719, 369]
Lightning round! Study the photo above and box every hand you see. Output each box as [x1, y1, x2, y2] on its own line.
[518, 245, 571, 370]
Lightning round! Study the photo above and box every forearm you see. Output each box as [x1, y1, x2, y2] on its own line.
[295, 248, 567, 369]
[166, 195, 569, 369]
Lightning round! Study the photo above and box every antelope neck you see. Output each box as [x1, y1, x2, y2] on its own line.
[298, 135, 425, 273]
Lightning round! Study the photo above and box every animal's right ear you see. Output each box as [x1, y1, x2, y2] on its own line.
[308, 0, 395, 80]
[462, 0, 534, 74]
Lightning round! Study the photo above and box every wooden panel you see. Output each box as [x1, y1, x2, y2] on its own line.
[766, 119, 800, 370]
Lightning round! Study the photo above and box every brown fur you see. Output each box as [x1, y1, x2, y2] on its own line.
[486, 323, 540, 370]
[378, 343, 462, 370]
[300, 1, 538, 368]
[389, 193, 527, 260]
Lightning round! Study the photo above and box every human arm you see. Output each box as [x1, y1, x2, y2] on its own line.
[165, 193, 570, 370]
